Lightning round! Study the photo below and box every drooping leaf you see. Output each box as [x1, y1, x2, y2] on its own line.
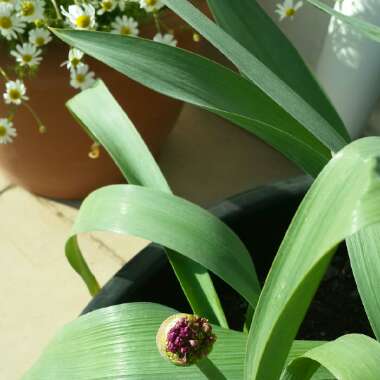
[67, 184, 261, 308]
[162, 0, 349, 150]
[65, 236, 100, 296]
[23, 302, 332, 380]
[246, 137, 380, 380]
[52, 28, 331, 177]
[308, 0, 380, 43]
[66, 80, 227, 327]
[68, 80, 171, 192]
[206, 0, 349, 141]
[282, 334, 380, 380]
[23, 303, 240, 380]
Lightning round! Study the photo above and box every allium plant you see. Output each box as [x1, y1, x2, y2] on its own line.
[0, 0, 181, 144]
[21, 1, 380, 379]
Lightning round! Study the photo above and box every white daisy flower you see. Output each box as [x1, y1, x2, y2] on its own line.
[61, 4, 96, 29]
[70, 64, 95, 90]
[11, 42, 42, 67]
[139, 0, 164, 13]
[17, 0, 44, 22]
[97, 0, 117, 15]
[0, 118, 17, 144]
[153, 32, 177, 47]
[3, 79, 28, 105]
[61, 48, 84, 70]
[0, 0, 17, 8]
[275, 0, 303, 21]
[0, 3, 25, 40]
[111, 15, 139, 36]
[117, 0, 126, 11]
[29, 27, 51, 46]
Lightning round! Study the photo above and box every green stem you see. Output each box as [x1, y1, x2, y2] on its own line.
[0, 65, 10, 81]
[23, 102, 45, 130]
[196, 358, 227, 380]
[50, 0, 62, 20]
[153, 11, 161, 33]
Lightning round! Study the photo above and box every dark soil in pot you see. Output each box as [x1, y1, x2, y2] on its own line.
[83, 176, 373, 340]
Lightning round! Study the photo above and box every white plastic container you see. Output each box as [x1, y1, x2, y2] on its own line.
[316, 0, 380, 138]
[257, 0, 331, 69]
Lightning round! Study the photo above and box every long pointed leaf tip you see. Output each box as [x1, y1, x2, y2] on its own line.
[156, 313, 216, 366]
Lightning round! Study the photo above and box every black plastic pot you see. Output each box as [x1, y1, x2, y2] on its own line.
[82, 176, 372, 339]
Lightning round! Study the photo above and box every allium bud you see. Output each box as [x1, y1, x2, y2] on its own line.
[156, 313, 217, 366]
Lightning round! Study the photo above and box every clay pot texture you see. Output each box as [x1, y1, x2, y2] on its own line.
[0, 9, 200, 199]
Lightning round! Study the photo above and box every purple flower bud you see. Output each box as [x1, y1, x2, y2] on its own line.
[156, 313, 217, 366]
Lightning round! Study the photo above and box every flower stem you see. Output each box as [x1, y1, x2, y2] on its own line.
[153, 11, 161, 33]
[157, 18, 174, 34]
[50, 0, 62, 20]
[0, 65, 10, 81]
[23, 102, 45, 131]
[196, 358, 227, 380]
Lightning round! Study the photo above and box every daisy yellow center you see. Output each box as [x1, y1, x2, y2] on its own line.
[22, 54, 33, 62]
[286, 7, 296, 17]
[76, 74, 85, 83]
[0, 125, 6, 137]
[102, 0, 113, 10]
[0, 16, 12, 29]
[9, 89, 21, 100]
[21, 2, 36, 16]
[121, 26, 131, 35]
[35, 36, 45, 46]
[75, 15, 90, 28]
[146, 0, 157, 5]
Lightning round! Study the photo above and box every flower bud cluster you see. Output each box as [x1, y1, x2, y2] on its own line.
[157, 313, 216, 366]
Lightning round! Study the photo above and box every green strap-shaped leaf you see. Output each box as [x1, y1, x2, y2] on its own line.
[67, 184, 261, 308]
[52, 29, 331, 177]
[206, 0, 349, 142]
[346, 228, 380, 340]
[23, 303, 332, 380]
[66, 80, 227, 327]
[68, 80, 171, 192]
[246, 137, 380, 380]
[282, 334, 380, 380]
[206, 0, 380, 345]
[23, 303, 239, 380]
[303, 0, 380, 346]
[308, 0, 380, 43]
[162, 0, 349, 151]
[65, 237, 100, 296]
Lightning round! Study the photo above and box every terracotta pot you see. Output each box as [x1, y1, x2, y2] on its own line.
[0, 8, 201, 199]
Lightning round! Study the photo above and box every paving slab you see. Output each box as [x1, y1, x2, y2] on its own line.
[0, 185, 148, 380]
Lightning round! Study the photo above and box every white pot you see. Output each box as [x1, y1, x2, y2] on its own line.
[257, 0, 332, 69]
[316, 0, 380, 138]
